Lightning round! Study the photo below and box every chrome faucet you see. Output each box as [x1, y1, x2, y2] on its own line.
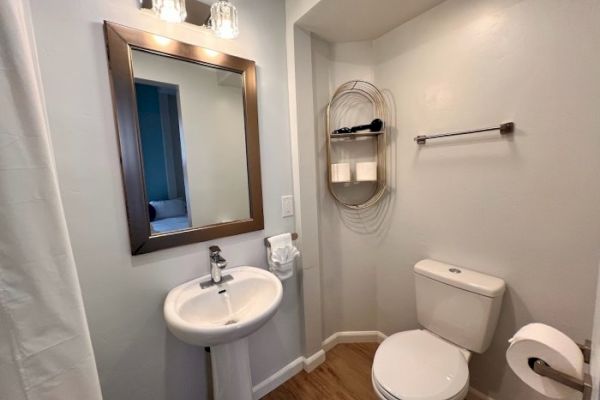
[209, 245, 228, 284]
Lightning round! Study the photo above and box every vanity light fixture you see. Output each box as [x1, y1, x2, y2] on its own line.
[208, 0, 239, 39]
[144, 0, 239, 39]
[152, 0, 187, 23]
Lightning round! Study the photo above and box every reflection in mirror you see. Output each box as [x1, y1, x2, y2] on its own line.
[134, 79, 191, 233]
[104, 22, 263, 254]
[131, 49, 251, 236]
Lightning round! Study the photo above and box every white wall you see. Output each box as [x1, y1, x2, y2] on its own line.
[132, 50, 250, 226]
[592, 262, 600, 400]
[373, 1, 600, 398]
[285, 23, 325, 358]
[302, 0, 600, 399]
[29, 1, 301, 399]
[311, 37, 386, 337]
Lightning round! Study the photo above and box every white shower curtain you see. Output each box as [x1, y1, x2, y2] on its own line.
[0, 1, 103, 399]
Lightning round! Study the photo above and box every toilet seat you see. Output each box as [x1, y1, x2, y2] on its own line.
[372, 374, 469, 400]
[372, 330, 470, 400]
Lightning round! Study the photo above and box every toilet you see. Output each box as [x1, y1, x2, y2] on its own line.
[372, 259, 505, 400]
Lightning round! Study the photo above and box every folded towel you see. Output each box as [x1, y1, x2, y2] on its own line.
[267, 233, 300, 280]
[267, 233, 292, 250]
[271, 246, 300, 266]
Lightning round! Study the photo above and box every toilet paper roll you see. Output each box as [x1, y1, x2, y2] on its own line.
[506, 323, 584, 399]
[356, 161, 377, 181]
[331, 163, 351, 183]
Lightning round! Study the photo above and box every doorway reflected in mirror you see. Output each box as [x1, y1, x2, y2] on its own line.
[134, 80, 192, 234]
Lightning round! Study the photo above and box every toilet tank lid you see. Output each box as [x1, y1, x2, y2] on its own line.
[414, 259, 505, 298]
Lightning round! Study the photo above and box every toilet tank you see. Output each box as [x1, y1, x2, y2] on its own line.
[414, 259, 505, 354]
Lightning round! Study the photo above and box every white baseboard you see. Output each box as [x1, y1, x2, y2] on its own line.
[322, 330, 387, 352]
[252, 330, 387, 399]
[252, 356, 304, 400]
[303, 349, 326, 372]
[468, 387, 495, 400]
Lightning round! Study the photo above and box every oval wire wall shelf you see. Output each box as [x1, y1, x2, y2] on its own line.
[326, 80, 388, 209]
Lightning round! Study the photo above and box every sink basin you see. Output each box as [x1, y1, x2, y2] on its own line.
[164, 266, 284, 400]
[164, 266, 283, 346]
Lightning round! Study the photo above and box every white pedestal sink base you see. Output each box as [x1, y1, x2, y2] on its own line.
[164, 267, 284, 400]
[211, 337, 253, 400]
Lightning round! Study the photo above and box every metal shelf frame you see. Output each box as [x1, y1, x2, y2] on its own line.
[326, 80, 388, 209]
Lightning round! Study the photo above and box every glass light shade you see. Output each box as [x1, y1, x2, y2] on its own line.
[152, 0, 187, 23]
[209, 0, 239, 39]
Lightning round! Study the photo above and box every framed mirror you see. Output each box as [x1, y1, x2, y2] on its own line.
[104, 22, 263, 254]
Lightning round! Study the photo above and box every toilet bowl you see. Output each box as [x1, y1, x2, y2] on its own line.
[371, 260, 505, 400]
[372, 330, 470, 400]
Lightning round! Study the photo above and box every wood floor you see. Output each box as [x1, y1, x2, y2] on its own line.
[261, 342, 478, 400]
[261, 343, 379, 400]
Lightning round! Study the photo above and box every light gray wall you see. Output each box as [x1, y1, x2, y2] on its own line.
[28, 1, 302, 399]
[373, 1, 600, 398]
[308, 0, 600, 398]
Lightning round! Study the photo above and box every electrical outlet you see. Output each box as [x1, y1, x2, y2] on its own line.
[281, 195, 294, 218]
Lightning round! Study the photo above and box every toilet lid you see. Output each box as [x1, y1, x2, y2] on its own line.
[373, 330, 469, 400]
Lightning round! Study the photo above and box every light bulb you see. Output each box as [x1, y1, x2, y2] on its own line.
[152, 0, 187, 23]
[209, 0, 239, 39]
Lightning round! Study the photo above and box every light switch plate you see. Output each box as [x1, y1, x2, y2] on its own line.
[281, 195, 294, 218]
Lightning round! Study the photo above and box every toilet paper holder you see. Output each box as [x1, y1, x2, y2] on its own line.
[531, 339, 592, 399]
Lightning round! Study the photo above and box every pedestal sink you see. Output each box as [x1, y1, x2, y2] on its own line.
[164, 266, 283, 400]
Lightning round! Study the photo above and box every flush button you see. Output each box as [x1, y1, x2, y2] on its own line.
[449, 268, 462, 274]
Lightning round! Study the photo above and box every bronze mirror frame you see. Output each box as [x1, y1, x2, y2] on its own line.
[104, 22, 264, 255]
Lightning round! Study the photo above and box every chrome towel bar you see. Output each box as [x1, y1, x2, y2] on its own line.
[414, 122, 515, 145]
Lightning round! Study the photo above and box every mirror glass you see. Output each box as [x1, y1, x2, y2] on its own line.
[131, 49, 250, 235]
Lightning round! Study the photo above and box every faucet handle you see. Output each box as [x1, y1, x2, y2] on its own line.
[209, 245, 221, 255]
